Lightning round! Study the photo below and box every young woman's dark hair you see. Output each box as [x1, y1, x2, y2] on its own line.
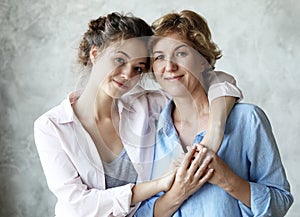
[78, 12, 153, 68]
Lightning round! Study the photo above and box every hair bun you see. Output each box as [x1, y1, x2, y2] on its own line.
[88, 17, 106, 33]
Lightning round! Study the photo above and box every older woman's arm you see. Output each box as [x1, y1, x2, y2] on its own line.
[197, 105, 293, 216]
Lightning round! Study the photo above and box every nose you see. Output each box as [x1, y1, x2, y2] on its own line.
[165, 59, 178, 72]
[120, 65, 135, 80]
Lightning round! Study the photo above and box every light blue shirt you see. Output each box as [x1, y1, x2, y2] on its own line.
[135, 100, 293, 217]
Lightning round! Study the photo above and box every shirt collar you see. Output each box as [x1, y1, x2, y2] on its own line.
[58, 85, 148, 124]
[156, 99, 176, 137]
[156, 99, 207, 145]
[118, 84, 152, 113]
[58, 90, 83, 124]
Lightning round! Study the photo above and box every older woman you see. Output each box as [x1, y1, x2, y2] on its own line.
[136, 10, 293, 217]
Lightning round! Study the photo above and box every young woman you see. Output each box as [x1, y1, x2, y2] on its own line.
[34, 12, 242, 216]
[135, 10, 293, 217]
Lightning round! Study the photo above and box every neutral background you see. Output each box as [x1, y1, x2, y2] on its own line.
[0, 0, 299, 216]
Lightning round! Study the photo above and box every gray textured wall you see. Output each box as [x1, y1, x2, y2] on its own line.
[0, 0, 299, 216]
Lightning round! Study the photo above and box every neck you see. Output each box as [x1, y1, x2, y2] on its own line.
[73, 80, 115, 125]
[172, 86, 209, 123]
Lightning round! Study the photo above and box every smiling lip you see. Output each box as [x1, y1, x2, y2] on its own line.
[113, 79, 128, 88]
[164, 75, 184, 81]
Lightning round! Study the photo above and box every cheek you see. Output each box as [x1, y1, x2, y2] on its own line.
[95, 62, 117, 80]
[152, 70, 163, 84]
[152, 61, 165, 74]
[126, 74, 141, 88]
[152, 73, 164, 86]
[131, 74, 141, 84]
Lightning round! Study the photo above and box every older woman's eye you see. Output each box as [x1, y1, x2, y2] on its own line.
[154, 55, 165, 61]
[176, 51, 187, 57]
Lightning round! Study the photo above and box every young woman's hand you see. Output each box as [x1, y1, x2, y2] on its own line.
[156, 169, 176, 192]
[169, 153, 185, 171]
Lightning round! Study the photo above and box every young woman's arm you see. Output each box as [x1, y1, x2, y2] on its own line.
[201, 70, 243, 152]
[34, 116, 175, 217]
[200, 96, 236, 152]
[131, 170, 175, 205]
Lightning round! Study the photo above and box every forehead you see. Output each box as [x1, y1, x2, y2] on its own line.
[152, 33, 191, 51]
[111, 38, 149, 59]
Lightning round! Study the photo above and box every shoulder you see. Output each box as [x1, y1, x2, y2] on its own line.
[34, 99, 70, 131]
[231, 103, 267, 117]
[204, 70, 236, 83]
[123, 84, 168, 100]
[120, 85, 169, 113]
[228, 103, 271, 128]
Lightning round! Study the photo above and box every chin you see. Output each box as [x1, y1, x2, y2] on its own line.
[105, 86, 128, 99]
[166, 87, 188, 96]
[110, 92, 123, 99]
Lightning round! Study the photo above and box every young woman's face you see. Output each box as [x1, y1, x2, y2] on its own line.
[152, 33, 209, 97]
[91, 38, 148, 98]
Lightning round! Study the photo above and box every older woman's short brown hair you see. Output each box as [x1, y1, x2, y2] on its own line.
[151, 10, 222, 67]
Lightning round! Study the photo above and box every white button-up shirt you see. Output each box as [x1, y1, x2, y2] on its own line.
[34, 73, 242, 217]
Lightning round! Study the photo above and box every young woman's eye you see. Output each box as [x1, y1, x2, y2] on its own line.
[176, 51, 187, 57]
[134, 67, 144, 74]
[154, 55, 165, 61]
[115, 57, 125, 64]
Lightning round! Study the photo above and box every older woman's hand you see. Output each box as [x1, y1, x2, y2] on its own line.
[196, 144, 251, 207]
[168, 146, 214, 202]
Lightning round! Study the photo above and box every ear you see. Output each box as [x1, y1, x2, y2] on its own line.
[90, 46, 100, 65]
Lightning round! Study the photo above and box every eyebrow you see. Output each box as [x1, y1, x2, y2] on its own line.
[116, 51, 147, 65]
[138, 62, 147, 66]
[152, 44, 188, 55]
[174, 44, 188, 50]
[116, 51, 130, 58]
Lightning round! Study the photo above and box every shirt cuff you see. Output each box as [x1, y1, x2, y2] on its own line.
[249, 182, 271, 216]
[108, 183, 135, 216]
[207, 81, 243, 103]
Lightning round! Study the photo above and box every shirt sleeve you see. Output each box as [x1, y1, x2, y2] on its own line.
[203, 70, 243, 103]
[238, 106, 294, 216]
[134, 193, 162, 217]
[34, 116, 135, 217]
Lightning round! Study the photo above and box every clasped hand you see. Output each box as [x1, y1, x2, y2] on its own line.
[167, 144, 235, 203]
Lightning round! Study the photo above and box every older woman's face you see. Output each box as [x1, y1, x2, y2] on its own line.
[152, 33, 208, 97]
[91, 38, 148, 99]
